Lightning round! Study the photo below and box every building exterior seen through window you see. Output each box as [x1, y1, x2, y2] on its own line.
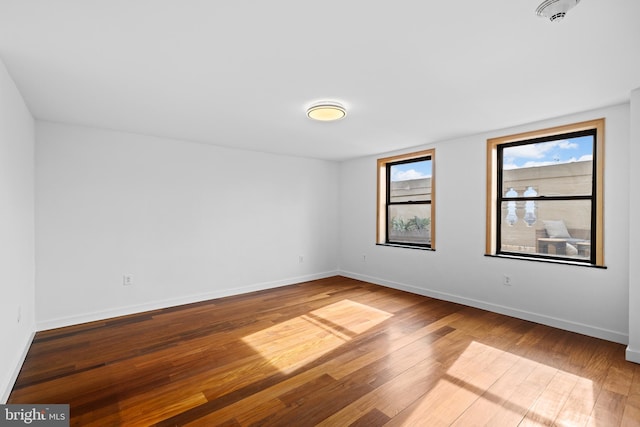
[377, 149, 435, 249]
[487, 119, 604, 266]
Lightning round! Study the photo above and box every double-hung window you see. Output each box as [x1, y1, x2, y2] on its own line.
[377, 149, 435, 249]
[486, 119, 604, 266]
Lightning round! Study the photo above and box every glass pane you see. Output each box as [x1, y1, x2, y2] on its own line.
[502, 135, 593, 197]
[500, 200, 591, 260]
[388, 204, 431, 245]
[389, 159, 432, 202]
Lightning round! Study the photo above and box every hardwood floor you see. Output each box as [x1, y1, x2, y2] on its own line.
[9, 276, 640, 426]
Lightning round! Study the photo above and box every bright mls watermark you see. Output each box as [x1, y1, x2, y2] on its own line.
[0, 405, 69, 426]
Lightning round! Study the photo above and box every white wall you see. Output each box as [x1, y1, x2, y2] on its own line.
[628, 88, 640, 363]
[35, 122, 339, 329]
[0, 59, 36, 402]
[339, 104, 630, 344]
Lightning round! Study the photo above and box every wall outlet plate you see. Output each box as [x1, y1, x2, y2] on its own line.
[123, 274, 134, 286]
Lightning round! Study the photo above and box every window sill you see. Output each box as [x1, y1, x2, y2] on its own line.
[377, 243, 435, 251]
[485, 253, 606, 269]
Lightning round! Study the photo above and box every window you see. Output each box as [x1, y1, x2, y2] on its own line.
[486, 119, 604, 266]
[377, 149, 435, 249]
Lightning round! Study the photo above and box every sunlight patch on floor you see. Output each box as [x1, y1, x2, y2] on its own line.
[242, 299, 393, 374]
[396, 340, 596, 425]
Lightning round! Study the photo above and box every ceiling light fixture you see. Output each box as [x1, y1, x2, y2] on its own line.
[306, 102, 346, 122]
[536, 0, 581, 22]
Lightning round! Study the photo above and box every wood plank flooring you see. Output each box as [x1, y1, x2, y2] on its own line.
[9, 276, 640, 426]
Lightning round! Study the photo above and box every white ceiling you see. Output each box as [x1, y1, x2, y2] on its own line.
[1, 1, 639, 161]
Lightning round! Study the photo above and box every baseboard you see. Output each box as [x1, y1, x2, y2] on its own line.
[627, 347, 640, 364]
[1, 330, 35, 404]
[340, 270, 629, 345]
[37, 271, 338, 331]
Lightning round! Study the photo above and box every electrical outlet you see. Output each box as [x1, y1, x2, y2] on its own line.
[299, 255, 304, 263]
[503, 275, 512, 286]
[17, 306, 21, 323]
[362, 254, 367, 262]
[123, 274, 134, 286]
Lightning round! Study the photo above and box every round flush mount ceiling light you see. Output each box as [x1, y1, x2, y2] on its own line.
[536, 0, 580, 22]
[306, 101, 346, 122]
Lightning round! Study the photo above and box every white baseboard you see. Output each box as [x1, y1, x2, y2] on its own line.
[1, 330, 35, 404]
[37, 271, 338, 331]
[627, 347, 640, 364]
[340, 270, 629, 345]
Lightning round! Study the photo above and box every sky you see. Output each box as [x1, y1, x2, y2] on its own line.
[502, 135, 593, 170]
[390, 160, 432, 181]
[389, 134, 592, 181]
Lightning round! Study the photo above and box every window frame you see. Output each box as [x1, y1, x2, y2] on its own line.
[377, 149, 435, 250]
[486, 118, 605, 266]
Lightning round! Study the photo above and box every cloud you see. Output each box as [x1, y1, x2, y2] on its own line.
[391, 169, 429, 181]
[557, 140, 579, 150]
[503, 139, 589, 169]
[504, 154, 593, 170]
[504, 144, 551, 160]
[504, 139, 579, 161]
